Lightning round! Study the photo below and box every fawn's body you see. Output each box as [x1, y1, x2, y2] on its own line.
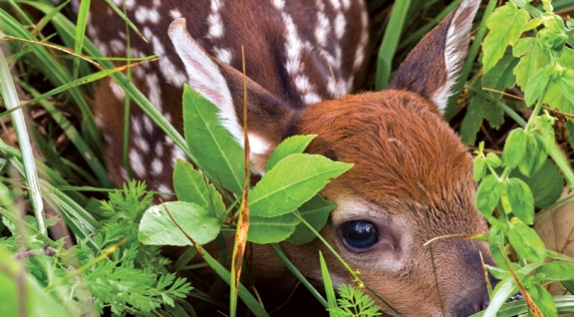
[89, 1, 494, 316]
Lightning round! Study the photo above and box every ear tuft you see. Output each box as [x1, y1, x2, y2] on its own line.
[388, 0, 480, 113]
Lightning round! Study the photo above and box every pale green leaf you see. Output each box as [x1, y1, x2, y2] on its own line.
[250, 154, 352, 218]
[139, 201, 220, 246]
[483, 2, 529, 72]
[247, 212, 300, 244]
[287, 195, 336, 245]
[266, 135, 317, 172]
[173, 159, 225, 219]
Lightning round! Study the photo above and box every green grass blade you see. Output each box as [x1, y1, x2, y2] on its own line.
[375, 0, 412, 90]
[73, 0, 91, 79]
[268, 244, 328, 307]
[319, 251, 339, 316]
[0, 41, 45, 235]
[16, 80, 109, 187]
[0, 6, 102, 151]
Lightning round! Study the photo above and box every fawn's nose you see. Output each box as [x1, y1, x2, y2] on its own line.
[451, 274, 497, 317]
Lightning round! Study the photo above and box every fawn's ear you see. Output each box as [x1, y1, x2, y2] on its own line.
[388, 0, 480, 113]
[168, 18, 294, 173]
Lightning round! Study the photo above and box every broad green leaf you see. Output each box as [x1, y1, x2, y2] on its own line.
[507, 219, 547, 263]
[489, 227, 509, 270]
[473, 156, 486, 182]
[482, 51, 518, 100]
[287, 195, 336, 245]
[483, 2, 529, 72]
[556, 69, 574, 109]
[524, 65, 554, 106]
[559, 47, 574, 68]
[139, 201, 220, 246]
[530, 284, 558, 317]
[250, 154, 352, 218]
[514, 38, 550, 89]
[266, 135, 317, 172]
[460, 94, 504, 146]
[505, 178, 534, 225]
[183, 85, 244, 195]
[503, 128, 527, 169]
[482, 278, 518, 317]
[485, 152, 502, 168]
[247, 212, 300, 244]
[567, 120, 574, 149]
[543, 79, 574, 116]
[517, 133, 546, 177]
[511, 160, 564, 209]
[537, 262, 574, 281]
[476, 174, 503, 218]
[173, 159, 225, 219]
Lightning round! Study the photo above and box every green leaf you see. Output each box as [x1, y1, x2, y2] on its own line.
[530, 284, 558, 317]
[567, 120, 574, 149]
[485, 152, 503, 168]
[482, 50, 518, 100]
[483, 2, 529, 72]
[173, 159, 225, 219]
[489, 227, 509, 270]
[537, 262, 574, 282]
[183, 85, 244, 195]
[319, 252, 338, 315]
[473, 156, 486, 182]
[287, 195, 336, 245]
[511, 160, 564, 209]
[266, 135, 317, 172]
[556, 69, 574, 109]
[139, 201, 220, 246]
[524, 65, 554, 106]
[482, 278, 518, 317]
[507, 219, 547, 263]
[250, 154, 352, 218]
[517, 133, 546, 177]
[513, 38, 550, 89]
[247, 212, 300, 244]
[476, 174, 503, 218]
[505, 178, 534, 225]
[503, 128, 527, 169]
[460, 94, 505, 146]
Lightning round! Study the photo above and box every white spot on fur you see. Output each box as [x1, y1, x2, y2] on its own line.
[142, 115, 154, 133]
[315, 12, 330, 47]
[353, 8, 369, 71]
[207, 0, 224, 39]
[129, 148, 146, 178]
[304, 92, 322, 105]
[125, 0, 135, 9]
[159, 57, 187, 86]
[152, 35, 165, 55]
[213, 47, 233, 64]
[146, 74, 162, 111]
[132, 115, 142, 136]
[151, 158, 163, 175]
[120, 167, 128, 182]
[170, 9, 182, 19]
[158, 183, 173, 200]
[155, 142, 164, 157]
[135, 136, 149, 154]
[135, 7, 160, 24]
[109, 80, 125, 100]
[334, 12, 347, 39]
[432, 0, 480, 113]
[272, 0, 285, 10]
[282, 13, 303, 75]
[109, 39, 125, 54]
[341, 0, 351, 10]
[171, 146, 187, 169]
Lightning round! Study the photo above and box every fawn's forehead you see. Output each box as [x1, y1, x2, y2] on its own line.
[297, 91, 474, 205]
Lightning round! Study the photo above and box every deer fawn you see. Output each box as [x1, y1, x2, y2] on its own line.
[88, 0, 494, 316]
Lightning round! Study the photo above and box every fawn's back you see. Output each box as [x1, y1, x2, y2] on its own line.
[88, 1, 495, 316]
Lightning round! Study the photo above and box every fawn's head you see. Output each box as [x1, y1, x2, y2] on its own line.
[168, 0, 492, 315]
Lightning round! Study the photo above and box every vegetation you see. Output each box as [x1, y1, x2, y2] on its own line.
[1, 0, 574, 316]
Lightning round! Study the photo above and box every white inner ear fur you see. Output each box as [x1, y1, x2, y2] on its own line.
[168, 18, 244, 149]
[169, 19, 276, 175]
[431, 0, 480, 112]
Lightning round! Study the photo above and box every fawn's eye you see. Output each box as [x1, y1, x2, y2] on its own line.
[340, 220, 380, 250]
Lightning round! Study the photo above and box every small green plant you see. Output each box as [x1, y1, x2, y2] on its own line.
[468, 0, 574, 316]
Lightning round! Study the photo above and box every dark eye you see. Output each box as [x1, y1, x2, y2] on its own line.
[340, 221, 380, 250]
